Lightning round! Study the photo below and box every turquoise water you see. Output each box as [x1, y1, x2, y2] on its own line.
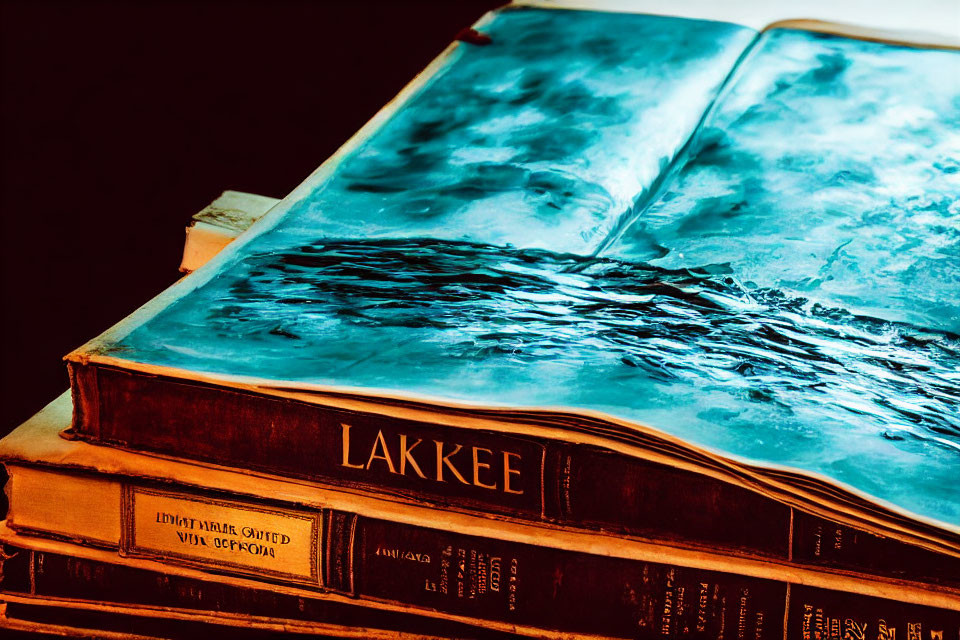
[607, 29, 960, 334]
[105, 11, 960, 524]
[257, 9, 754, 255]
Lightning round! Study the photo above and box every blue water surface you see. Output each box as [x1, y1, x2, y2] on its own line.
[607, 29, 960, 333]
[104, 11, 960, 524]
[258, 9, 754, 254]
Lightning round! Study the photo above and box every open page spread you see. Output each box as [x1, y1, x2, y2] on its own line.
[66, 6, 960, 531]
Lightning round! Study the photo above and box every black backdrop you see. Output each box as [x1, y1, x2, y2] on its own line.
[0, 1, 504, 438]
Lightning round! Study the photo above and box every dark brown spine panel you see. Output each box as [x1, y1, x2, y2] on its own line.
[68, 363, 960, 591]
[787, 584, 960, 639]
[66, 361, 101, 441]
[791, 511, 960, 586]
[0, 545, 506, 639]
[4, 541, 959, 640]
[0, 602, 495, 640]
[345, 510, 789, 638]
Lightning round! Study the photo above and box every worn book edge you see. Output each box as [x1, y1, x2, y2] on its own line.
[179, 190, 280, 273]
[0, 607, 164, 640]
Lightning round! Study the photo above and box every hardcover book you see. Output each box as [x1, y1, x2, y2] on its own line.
[1, 531, 957, 640]
[8, 2, 957, 638]
[0, 396, 960, 639]
[64, 4, 960, 533]
[2, 393, 958, 639]
[0, 536, 505, 640]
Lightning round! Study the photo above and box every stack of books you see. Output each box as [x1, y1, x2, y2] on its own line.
[2, 2, 958, 638]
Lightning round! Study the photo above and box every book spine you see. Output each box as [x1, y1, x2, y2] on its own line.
[112, 481, 785, 637]
[335, 509, 790, 637]
[0, 601, 457, 640]
[67, 360, 100, 441]
[67, 363, 960, 588]
[0, 544, 501, 639]
[786, 585, 960, 640]
[3, 540, 959, 640]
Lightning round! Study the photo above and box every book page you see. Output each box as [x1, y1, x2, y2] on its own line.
[67, 11, 960, 528]
[603, 29, 960, 521]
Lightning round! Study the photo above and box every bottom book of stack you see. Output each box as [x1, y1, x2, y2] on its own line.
[1, 394, 957, 639]
[0, 530, 508, 640]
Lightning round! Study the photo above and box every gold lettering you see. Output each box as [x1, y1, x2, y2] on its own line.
[472, 447, 497, 489]
[131, 488, 316, 580]
[503, 451, 523, 494]
[844, 619, 867, 640]
[877, 620, 896, 640]
[340, 423, 365, 469]
[366, 429, 397, 473]
[399, 434, 427, 478]
[435, 441, 469, 484]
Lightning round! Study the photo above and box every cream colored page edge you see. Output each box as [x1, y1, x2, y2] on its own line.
[179, 225, 236, 272]
[191, 190, 280, 227]
[0, 611, 165, 640]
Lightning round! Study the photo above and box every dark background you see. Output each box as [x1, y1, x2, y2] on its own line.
[0, 0, 504, 438]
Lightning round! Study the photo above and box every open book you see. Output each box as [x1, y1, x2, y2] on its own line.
[63, 0, 958, 596]
[4, 393, 959, 638]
